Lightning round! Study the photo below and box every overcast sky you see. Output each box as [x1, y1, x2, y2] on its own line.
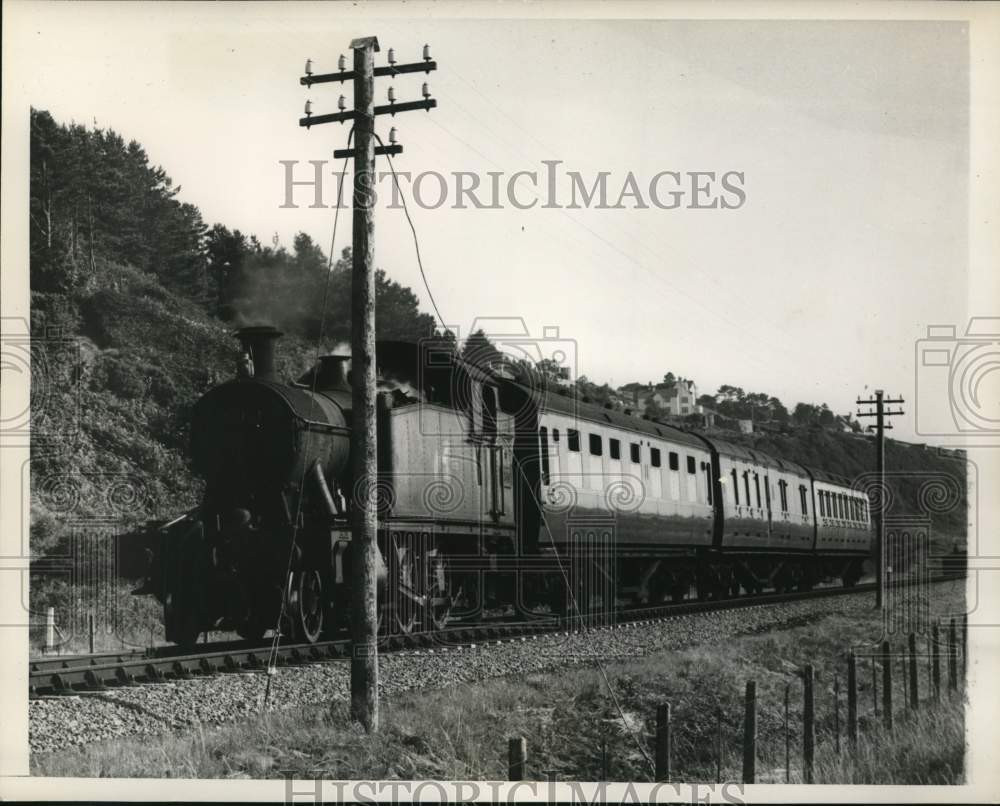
[10, 4, 972, 442]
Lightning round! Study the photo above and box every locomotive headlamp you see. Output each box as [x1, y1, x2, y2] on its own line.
[389, 126, 398, 145]
[304, 58, 313, 77]
[423, 43, 431, 61]
[338, 53, 346, 71]
[338, 95, 346, 112]
[304, 99, 313, 116]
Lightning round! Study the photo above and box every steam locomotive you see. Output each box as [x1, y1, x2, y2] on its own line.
[139, 326, 872, 646]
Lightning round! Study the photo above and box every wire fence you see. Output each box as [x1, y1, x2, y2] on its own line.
[503, 613, 968, 783]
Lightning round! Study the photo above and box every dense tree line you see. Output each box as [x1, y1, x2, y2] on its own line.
[30, 109, 208, 301]
[30, 108, 440, 345]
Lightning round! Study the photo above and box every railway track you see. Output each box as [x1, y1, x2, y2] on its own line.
[30, 576, 960, 697]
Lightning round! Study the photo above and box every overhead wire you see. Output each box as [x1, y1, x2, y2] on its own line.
[374, 131, 448, 332]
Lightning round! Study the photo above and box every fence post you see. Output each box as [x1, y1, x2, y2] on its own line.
[872, 656, 878, 718]
[715, 707, 723, 783]
[601, 733, 608, 781]
[742, 681, 757, 784]
[932, 622, 941, 701]
[847, 652, 858, 751]
[881, 641, 893, 730]
[45, 607, 55, 654]
[908, 633, 919, 709]
[89, 613, 96, 654]
[962, 612, 968, 682]
[803, 664, 815, 784]
[655, 704, 671, 782]
[900, 655, 908, 711]
[508, 737, 526, 781]
[833, 673, 841, 754]
[784, 683, 791, 783]
[948, 618, 958, 693]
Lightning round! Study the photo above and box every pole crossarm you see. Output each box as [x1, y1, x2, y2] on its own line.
[334, 144, 402, 159]
[302, 61, 438, 86]
[300, 110, 357, 128]
[300, 99, 436, 128]
[375, 99, 437, 116]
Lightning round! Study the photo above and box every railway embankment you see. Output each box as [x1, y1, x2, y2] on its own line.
[31, 579, 966, 782]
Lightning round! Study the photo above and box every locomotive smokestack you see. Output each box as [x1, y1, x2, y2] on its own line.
[234, 325, 283, 381]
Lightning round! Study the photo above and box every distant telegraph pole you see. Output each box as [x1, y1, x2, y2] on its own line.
[298, 37, 437, 732]
[856, 389, 905, 609]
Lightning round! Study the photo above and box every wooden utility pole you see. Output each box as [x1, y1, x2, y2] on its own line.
[856, 390, 905, 609]
[298, 37, 437, 733]
[349, 35, 380, 732]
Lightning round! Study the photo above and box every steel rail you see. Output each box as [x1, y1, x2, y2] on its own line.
[29, 574, 963, 698]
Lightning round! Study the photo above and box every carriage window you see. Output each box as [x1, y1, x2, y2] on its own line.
[838, 494, 845, 519]
[819, 492, 826, 517]
[704, 463, 713, 505]
[630, 443, 640, 463]
[668, 452, 679, 471]
[651, 448, 662, 468]
[610, 438, 621, 460]
[779, 480, 788, 512]
[753, 474, 761, 508]
[589, 433, 603, 456]
[539, 427, 550, 485]
[743, 472, 751, 507]
[687, 456, 696, 474]
[800, 485, 809, 515]
[567, 429, 580, 452]
[732, 468, 740, 505]
[482, 386, 498, 440]
[552, 428, 560, 442]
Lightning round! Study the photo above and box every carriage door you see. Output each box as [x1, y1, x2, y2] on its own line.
[764, 474, 773, 538]
[483, 386, 502, 521]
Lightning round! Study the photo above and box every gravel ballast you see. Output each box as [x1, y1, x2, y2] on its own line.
[28, 587, 921, 756]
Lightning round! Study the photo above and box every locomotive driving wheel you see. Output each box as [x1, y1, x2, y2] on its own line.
[289, 569, 325, 644]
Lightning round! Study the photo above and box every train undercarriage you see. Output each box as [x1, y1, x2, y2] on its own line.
[146, 511, 868, 647]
